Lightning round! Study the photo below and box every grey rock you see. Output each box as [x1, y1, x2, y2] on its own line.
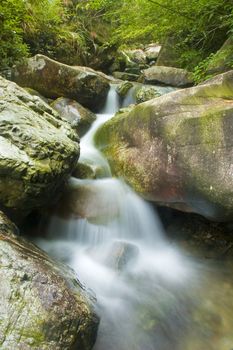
[0, 76, 79, 219]
[142, 66, 194, 87]
[51, 97, 96, 137]
[12, 54, 110, 111]
[0, 211, 99, 350]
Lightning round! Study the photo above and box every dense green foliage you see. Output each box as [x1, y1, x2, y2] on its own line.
[0, 0, 233, 73]
[0, 0, 28, 69]
[0, 0, 88, 69]
[83, 0, 233, 69]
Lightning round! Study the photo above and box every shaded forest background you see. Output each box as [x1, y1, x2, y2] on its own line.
[1, 0, 233, 79]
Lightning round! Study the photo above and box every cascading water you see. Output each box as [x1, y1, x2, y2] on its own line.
[36, 85, 233, 350]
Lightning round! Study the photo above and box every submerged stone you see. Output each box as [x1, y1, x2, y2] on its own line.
[106, 241, 139, 271]
[53, 179, 120, 224]
[0, 211, 99, 350]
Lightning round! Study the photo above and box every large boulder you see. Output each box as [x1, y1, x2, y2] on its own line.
[51, 97, 96, 137]
[0, 211, 99, 350]
[0, 76, 79, 219]
[11, 54, 110, 111]
[141, 66, 194, 87]
[95, 71, 233, 221]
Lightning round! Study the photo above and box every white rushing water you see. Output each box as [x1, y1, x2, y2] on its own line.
[36, 85, 224, 350]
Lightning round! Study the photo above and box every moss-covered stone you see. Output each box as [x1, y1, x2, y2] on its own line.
[95, 70, 233, 221]
[0, 211, 99, 350]
[135, 86, 161, 103]
[116, 81, 133, 97]
[12, 54, 110, 111]
[72, 162, 97, 179]
[207, 37, 233, 75]
[0, 76, 79, 220]
[112, 71, 139, 82]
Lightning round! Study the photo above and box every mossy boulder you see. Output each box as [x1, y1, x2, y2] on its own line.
[51, 97, 96, 137]
[0, 76, 79, 219]
[72, 162, 107, 180]
[72, 163, 96, 179]
[0, 211, 99, 350]
[207, 37, 233, 75]
[156, 37, 181, 68]
[112, 71, 139, 82]
[12, 54, 110, 111]
[116, 81, 133, 98]
[95, 71, 233, 221]
[141, 66, 194, 87]
[135, 86, 161, 103]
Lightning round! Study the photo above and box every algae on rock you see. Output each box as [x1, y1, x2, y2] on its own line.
[0, 76, 79, 219]
[12, 54, 110, 111]
[0, 211, 99, 350]
[95, 71, 233, 221]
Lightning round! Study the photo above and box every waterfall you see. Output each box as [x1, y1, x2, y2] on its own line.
[35, 85, 233, 350]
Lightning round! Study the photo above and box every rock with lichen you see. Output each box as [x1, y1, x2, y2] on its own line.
[135, 86, 161, 103]
[12, 54, 110, 111]
[0, 75, 79, 219]
[95, 71, 233, 221]
[0, 211, 99, 350]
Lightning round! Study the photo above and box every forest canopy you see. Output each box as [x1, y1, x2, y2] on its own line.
[0, 0, 232, 71]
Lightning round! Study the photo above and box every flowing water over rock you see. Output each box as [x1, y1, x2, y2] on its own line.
[36, 85, 233, 350]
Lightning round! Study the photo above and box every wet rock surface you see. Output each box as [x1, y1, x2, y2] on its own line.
[0, 211, 99, 350]
[105, 241, 139, 271]
[95, 71, 233, 220]
[0, 76, 79, 219]
[51, 97, 96, 137]
[12, 54, 110, 111]
[52, 179, 120, 224]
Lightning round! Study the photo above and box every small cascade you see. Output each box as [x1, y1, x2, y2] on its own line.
[35, 84, 233, 350]
[79, 85, 120, 176]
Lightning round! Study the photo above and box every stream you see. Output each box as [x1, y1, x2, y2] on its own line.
[36, 85, 233, 350]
